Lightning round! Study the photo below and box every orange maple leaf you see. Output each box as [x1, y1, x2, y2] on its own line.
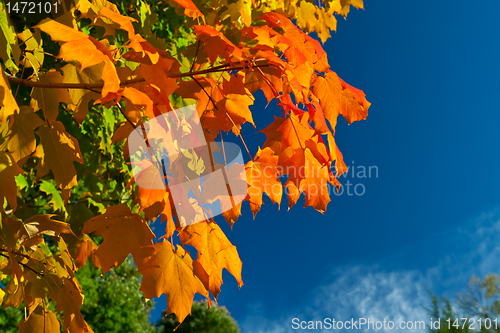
[35, 19, 120, 97]
[246, 147, 282, 217]
[81, 204, 155, 272]
[34, 122, 84, 202]
[135, 241, 210, 323]
[312, 70, 371, 131]
[179, 221, 243, 299]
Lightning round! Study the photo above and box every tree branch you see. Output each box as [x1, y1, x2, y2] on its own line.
[3, 59, 272, 90]
[0, 252, 44, 277]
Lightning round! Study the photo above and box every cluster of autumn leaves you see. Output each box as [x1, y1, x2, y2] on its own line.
[0, 0, 369, 331]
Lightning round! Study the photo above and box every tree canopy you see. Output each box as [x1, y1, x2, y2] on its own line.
[427, 274, 500, 333]
[157, 300, 239, 333]
[0, 0, 369, 331]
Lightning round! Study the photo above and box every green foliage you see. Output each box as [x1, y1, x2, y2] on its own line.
[77, 257, 155, 333]
[157, 301, 240, 333]
[427, 294, 473, 333]
[0, 303, 23, 333]
[427, 274, 500, 333]
[457, 274, 500, 321]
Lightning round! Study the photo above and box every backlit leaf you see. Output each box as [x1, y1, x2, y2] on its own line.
[17, 305, 61, 333]
[0, 151, 23, 211]
[136, 241, 210, 323]
[179, 221, 243, 299]
[312, 70, 371, 130]
[35, 121, 84, 202]
[2, 106, 44, 162]
[82, 204, 155, 272]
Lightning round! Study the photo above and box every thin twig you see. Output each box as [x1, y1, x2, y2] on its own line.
[116, 102, 137, 129]
[253, 66, 304, 150]
[6, 74, 145, 89]
[190, 40, 201, 73]
[0, 252, 44, 277]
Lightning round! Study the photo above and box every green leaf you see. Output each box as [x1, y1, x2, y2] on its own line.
[39, 180, 66, 214]
[87, 197, 106, 214]
[15, 174, 28, 190]
[0, 2, 20, 73]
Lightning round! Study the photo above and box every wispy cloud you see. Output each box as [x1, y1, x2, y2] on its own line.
[241, 208, 500, 332]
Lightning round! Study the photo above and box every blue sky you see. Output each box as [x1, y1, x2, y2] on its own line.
[151, 1, 500, 331]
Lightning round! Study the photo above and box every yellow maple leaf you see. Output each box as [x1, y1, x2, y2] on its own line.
[35, 121, 84, 202]
[3, 106, 45, 162]
[0, 151, 23, 211]
[17, 305, 60, 333]
[0, 70, 19, 123]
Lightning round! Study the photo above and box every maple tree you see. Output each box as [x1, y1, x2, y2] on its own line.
[0, 0, 370, 331]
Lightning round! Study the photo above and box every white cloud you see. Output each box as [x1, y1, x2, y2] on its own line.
[241, 208, 500, 332]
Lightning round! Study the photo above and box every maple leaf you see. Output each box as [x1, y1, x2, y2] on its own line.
[17, 305, 60, 333]
[61, 64, 102, 123]
[246, 147, 282, 217]
[35, 121, 84, 202]
[71, 234, 99, 269]
[30, 69, 73, 123]
[7, 214, 74, 247]
[35, 19, 120, 97]
[327, 132, 347, 177]
[221, 201, 243, 227]
[120, 87, 155, 120]
[260, 12, 329, 72]
[55, 278, 94, 333]
[315, 7, 338, 43]
[261, 115, 285, 153]
[112, 121, 135, 143]
[82, 204, 155, 273]
[0, 2, 20, 73]
[279, 147, 331, 211]
[312, 70, 371, 131]
[2, 106, 44, 162]
[176, 79, 214, 116]
[76, 0, 120, 19]
[97, 7, 161, 65]
[193, 25, 244, 63]
[244, 65, 283, 103]
[0, 151, 23, 211]
[222, 0, 252, 27]
[306, 100, 330, 134]
[277, 112, 315, 152]
[134, 162, 175, 238]
[179, 221, 243, 299]
[0, 69, 18, 122]
[135, 241, 210, 323]
[296, 1, 318, 33]
[137, 56, 180, 108]
[170, 0, 205, 21]
[217, 75, 255, 135]
[17, 29, 44, 73]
